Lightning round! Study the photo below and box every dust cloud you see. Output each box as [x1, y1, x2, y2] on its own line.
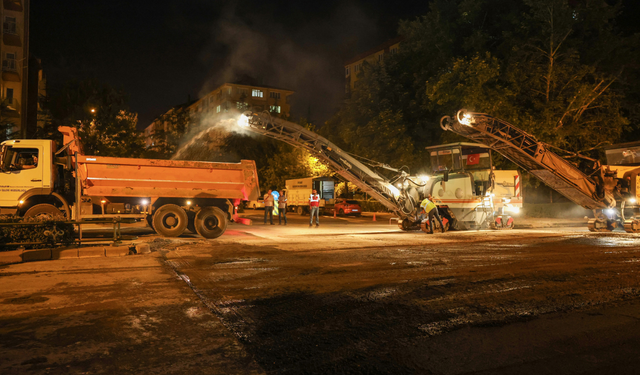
[198, 2, 380, 125]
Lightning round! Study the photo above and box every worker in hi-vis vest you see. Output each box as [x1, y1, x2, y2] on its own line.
[420, 194, 444, 233]
[309, 189, 320, 227]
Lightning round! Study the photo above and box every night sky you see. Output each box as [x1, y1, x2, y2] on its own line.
[29, 1, 640, 129]
[30, 0, 433, 128]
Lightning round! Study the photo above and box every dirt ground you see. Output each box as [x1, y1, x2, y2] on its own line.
[1, 211, 640, 374]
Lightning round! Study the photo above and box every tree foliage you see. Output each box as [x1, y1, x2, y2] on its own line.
[324, 0, 639, 170]
[145, 105, 191, 159]
[221, 118, 331, 192]
[43, 80, 144, 157]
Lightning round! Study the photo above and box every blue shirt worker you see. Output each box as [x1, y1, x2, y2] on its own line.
[278, 190, 287, 225]
[309, 189, 320, 227]
[420, 195, 444, 233]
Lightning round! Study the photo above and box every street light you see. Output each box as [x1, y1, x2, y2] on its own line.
[237, 113, 250, 127]
[90, 108, 96, 114]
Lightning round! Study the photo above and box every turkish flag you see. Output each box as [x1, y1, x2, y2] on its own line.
[467, 153, 480, 165]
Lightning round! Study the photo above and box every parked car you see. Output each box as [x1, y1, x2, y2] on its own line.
[246, 199, 265, 209]
[334, 199, 362, 216]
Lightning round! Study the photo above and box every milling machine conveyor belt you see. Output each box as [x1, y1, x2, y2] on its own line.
[239, 111, 416, 218]
[443, 111, 604, 210]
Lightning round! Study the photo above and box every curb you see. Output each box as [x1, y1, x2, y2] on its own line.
[0, 244, 141, 265]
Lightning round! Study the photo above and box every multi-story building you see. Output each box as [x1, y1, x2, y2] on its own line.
[344, 36, 403, 94]
[1, 0, 30, 138]
[145, 79, 294, 152]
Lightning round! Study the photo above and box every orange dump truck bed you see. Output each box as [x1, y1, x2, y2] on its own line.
[77, 155, 260, 201]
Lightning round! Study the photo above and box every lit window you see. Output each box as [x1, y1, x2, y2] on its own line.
[269, 92, 281, 99]
[252, 89, 263, 98]
[269, 105, 281, 113]
[345, 66, 350, 77]
[216, 105, 221, 113]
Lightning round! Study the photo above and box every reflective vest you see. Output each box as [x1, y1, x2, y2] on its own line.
[420, 198, 436, 212]
[309, 194, 320, 207]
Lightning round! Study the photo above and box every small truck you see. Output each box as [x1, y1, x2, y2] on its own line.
[285, 176, 335, 215]
[0, 126, 260, 239]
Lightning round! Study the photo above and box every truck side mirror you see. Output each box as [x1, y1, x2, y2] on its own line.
[443, 170, 449, 182]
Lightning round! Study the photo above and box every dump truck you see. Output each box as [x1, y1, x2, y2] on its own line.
[0, 126, 260, 239]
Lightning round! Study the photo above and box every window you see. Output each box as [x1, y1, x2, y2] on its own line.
[3, 16, 16, 34]
[355, 63, 360, 72]
[345, 66, 350, 77]
[252, 89, 263, 98]
[269, 92, 281, 99]
[269, 105, 281, 113]
[6, 88, 13, 103]
[2, 53, 16, 71]
[390, 46, 398, 55]
[378, 53, 383, 62]
[237, 102, 249, 110]
[216, 105, 221, 113]
[3, 147, 39, 170]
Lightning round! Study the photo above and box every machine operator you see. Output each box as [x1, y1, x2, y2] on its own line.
[420, 194, 445, 233]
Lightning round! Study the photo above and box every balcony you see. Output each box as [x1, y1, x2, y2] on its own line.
[3, 33, 22, 47]
[3, 0, 23, 12]
[2, 97, 20, 116]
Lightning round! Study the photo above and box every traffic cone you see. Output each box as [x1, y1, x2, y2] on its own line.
[373, 213, 376, 222]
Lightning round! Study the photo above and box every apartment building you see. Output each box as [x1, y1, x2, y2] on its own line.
[344, 36, 403, 93]
[1, 0, 30, 138]
[145, 79, 294, 151]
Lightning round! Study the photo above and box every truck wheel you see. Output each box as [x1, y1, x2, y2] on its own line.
[23, 204, 63, 219]
[195, 207, 227, 239]
[152, 204, 188, 237]
[297, 206, 304, 215]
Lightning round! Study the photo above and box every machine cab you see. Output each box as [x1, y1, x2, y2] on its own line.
[426, 142, 493, 197]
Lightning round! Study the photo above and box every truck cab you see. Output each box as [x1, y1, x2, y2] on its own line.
[0, 139, 55, 215]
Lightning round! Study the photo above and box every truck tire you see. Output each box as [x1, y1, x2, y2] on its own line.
[152, 204, 188, 237]
[296, 206, 305, 215]
[23, 204, 63, 219]
[194, 207, 227, 239]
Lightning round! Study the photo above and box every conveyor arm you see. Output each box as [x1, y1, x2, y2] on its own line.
[441, 110, 605, 209]
[238, 112, 417, 218]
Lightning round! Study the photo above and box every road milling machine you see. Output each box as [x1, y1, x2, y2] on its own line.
[440, 109, 640, 232]
[237, 111, 521, 232]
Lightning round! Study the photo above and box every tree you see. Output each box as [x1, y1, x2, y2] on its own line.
[44, 80, 144, 157]
[221, 117, 332, 191]
[145, 104, 191, 159]
[0, 97, 18, 142]
[324, 0, 638, 171]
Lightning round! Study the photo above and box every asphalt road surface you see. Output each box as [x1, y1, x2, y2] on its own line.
[2, 211, 640, 374]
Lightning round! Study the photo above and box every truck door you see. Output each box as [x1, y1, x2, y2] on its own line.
[0, 146, 44, 207]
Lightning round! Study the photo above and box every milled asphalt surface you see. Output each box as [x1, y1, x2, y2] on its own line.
[1, 211, 639, 374]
